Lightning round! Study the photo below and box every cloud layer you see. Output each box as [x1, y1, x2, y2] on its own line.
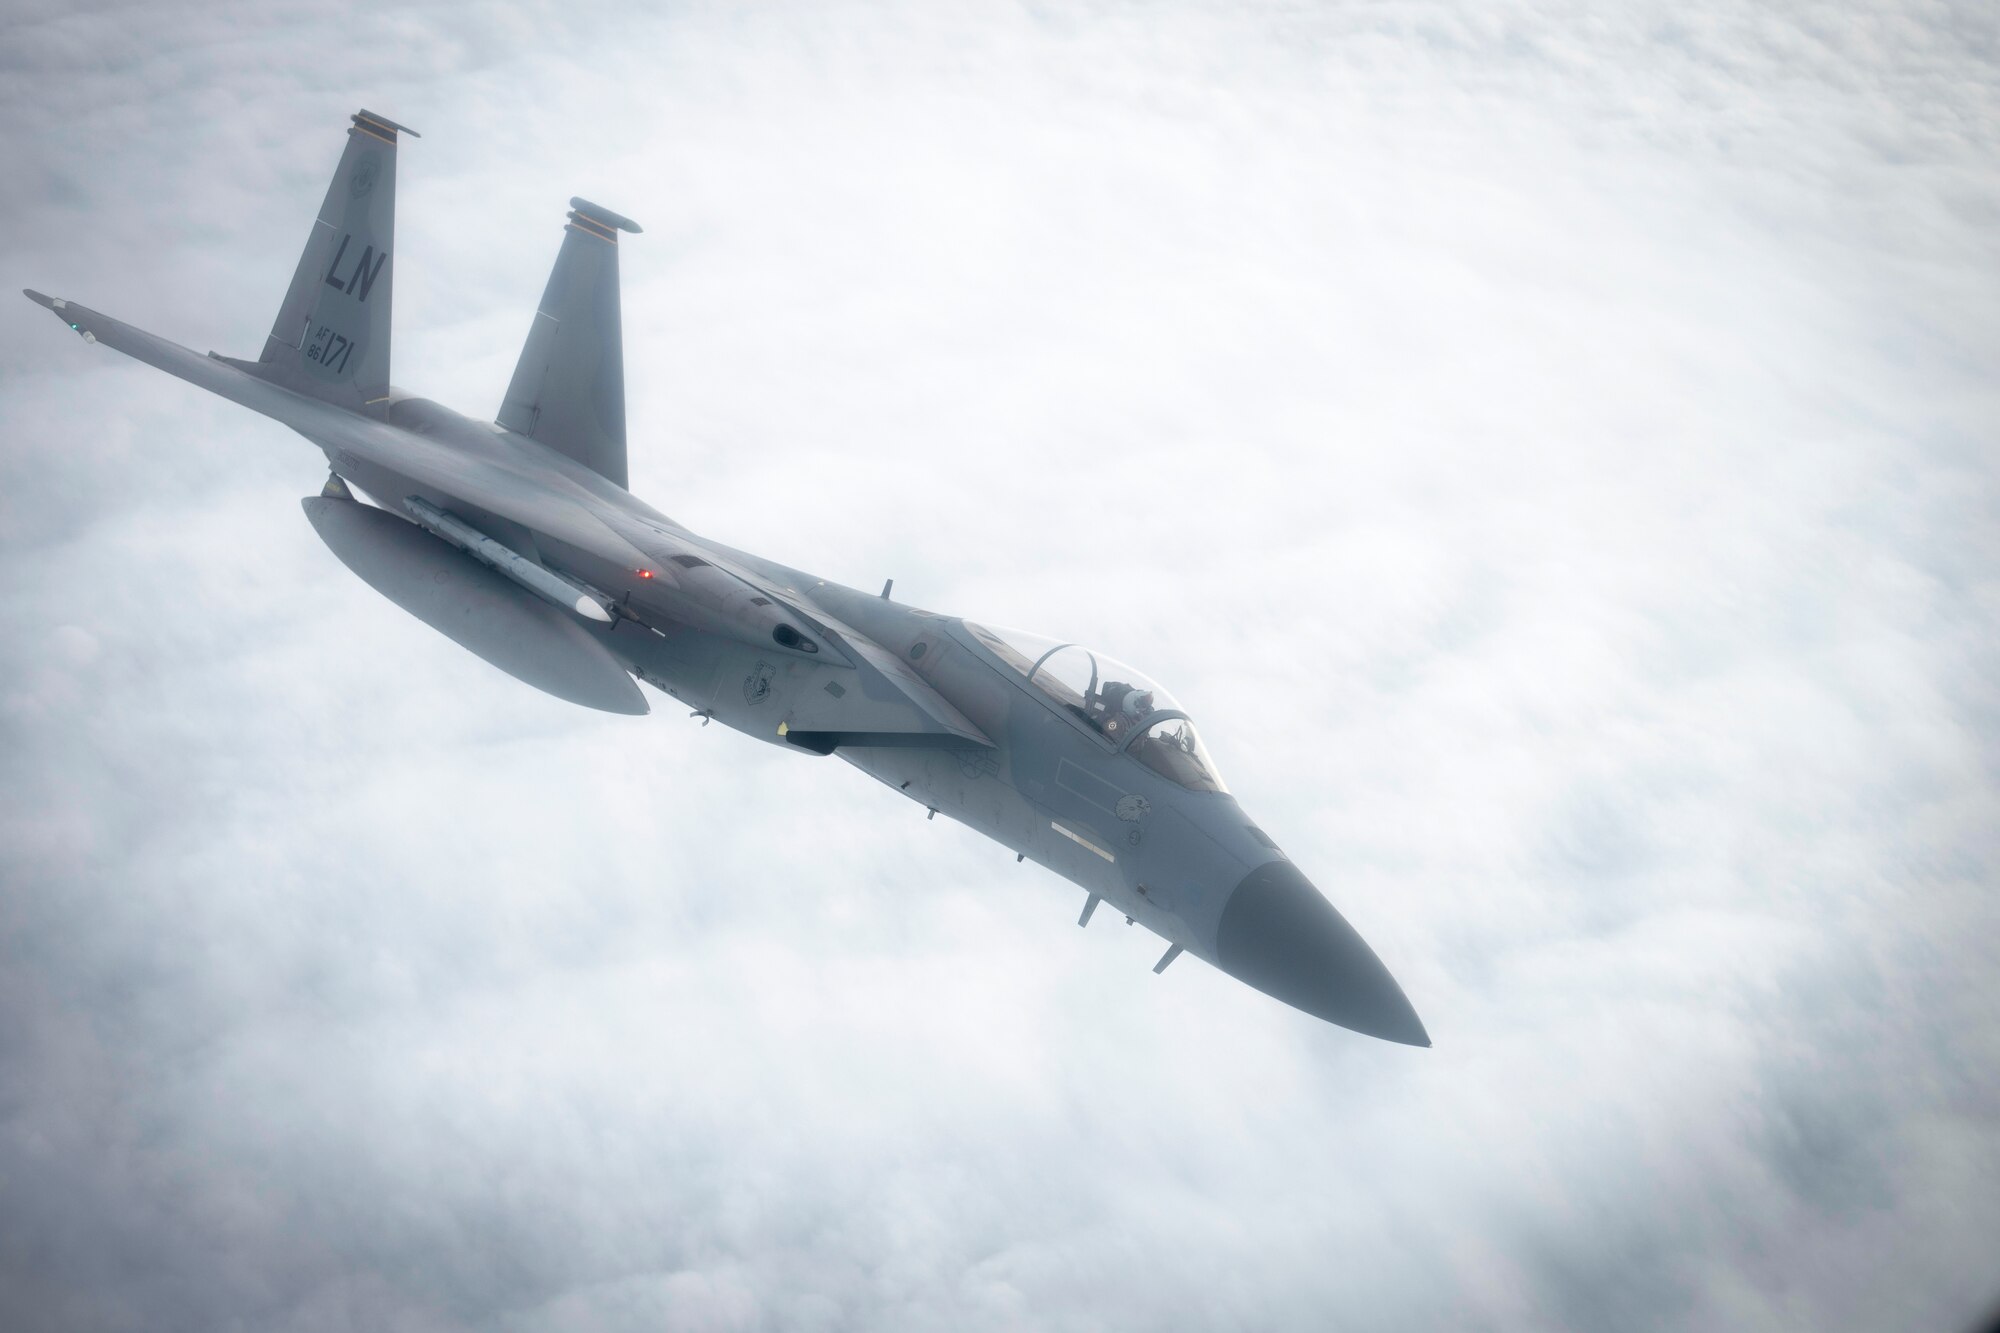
[4, 2, 1997, 1330]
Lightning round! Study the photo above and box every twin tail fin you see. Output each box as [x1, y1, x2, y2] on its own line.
[49, 107, 641, 495]
[498, 198, 642, 490]
[234, 109, 416, 413]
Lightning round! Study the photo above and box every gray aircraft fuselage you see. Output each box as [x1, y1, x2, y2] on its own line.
[27, 110, 1429, 1045]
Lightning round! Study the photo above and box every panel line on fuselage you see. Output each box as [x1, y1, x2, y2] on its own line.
[1050, 820, 1116, 863]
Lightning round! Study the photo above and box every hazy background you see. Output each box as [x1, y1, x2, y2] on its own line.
[4, 2, 1997, 1329]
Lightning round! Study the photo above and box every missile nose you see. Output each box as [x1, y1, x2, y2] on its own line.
[1213, 860, 1430, 1046]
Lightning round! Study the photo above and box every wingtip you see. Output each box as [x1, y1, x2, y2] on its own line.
[25, 289, 90, 338]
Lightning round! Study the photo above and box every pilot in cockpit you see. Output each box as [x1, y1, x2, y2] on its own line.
[1088, 680, 1156, 739]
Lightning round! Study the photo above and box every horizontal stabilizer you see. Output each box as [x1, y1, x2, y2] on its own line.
[499, 198, 640, 488]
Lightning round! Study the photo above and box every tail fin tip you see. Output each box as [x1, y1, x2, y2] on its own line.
[568, 197, 642, 238]
[353, 109, 420, 141]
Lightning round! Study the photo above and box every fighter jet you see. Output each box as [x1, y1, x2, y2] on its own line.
[26, 111, 1429, 1045]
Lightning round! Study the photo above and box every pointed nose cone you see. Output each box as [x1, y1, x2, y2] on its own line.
[1214, 861, 1430, 1045]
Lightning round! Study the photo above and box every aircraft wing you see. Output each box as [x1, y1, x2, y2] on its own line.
[25, 288, 657, 575]
[28, 289, 986, 748]
[338, 435, 656, 573]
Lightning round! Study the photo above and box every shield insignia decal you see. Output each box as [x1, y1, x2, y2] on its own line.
[743, 660, 776, 705]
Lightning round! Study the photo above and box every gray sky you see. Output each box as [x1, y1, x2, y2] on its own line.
[3, 2, 1997, 1330]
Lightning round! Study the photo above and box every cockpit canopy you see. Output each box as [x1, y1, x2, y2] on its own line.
[964, 623, 1227, 793]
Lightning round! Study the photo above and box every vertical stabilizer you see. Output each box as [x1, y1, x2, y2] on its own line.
[498, 198, 639, 489]
[248, 110, 413, 413]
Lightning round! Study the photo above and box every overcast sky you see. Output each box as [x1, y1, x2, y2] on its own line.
[3, 2, 1997, 1330]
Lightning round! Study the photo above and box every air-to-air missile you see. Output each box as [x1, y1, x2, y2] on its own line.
[28, 110, 1429, 1045]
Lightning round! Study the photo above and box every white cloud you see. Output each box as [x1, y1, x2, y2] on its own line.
[3, 2, 1997, 1330]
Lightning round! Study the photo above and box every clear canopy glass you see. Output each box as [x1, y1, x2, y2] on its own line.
[964, 623, 1226, 793]
[1128, 715, 1222, 792]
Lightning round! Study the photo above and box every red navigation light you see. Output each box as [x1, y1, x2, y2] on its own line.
[638, 569, 654, 579]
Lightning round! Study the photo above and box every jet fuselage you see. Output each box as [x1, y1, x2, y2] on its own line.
[26, 108, 1430, 1044]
